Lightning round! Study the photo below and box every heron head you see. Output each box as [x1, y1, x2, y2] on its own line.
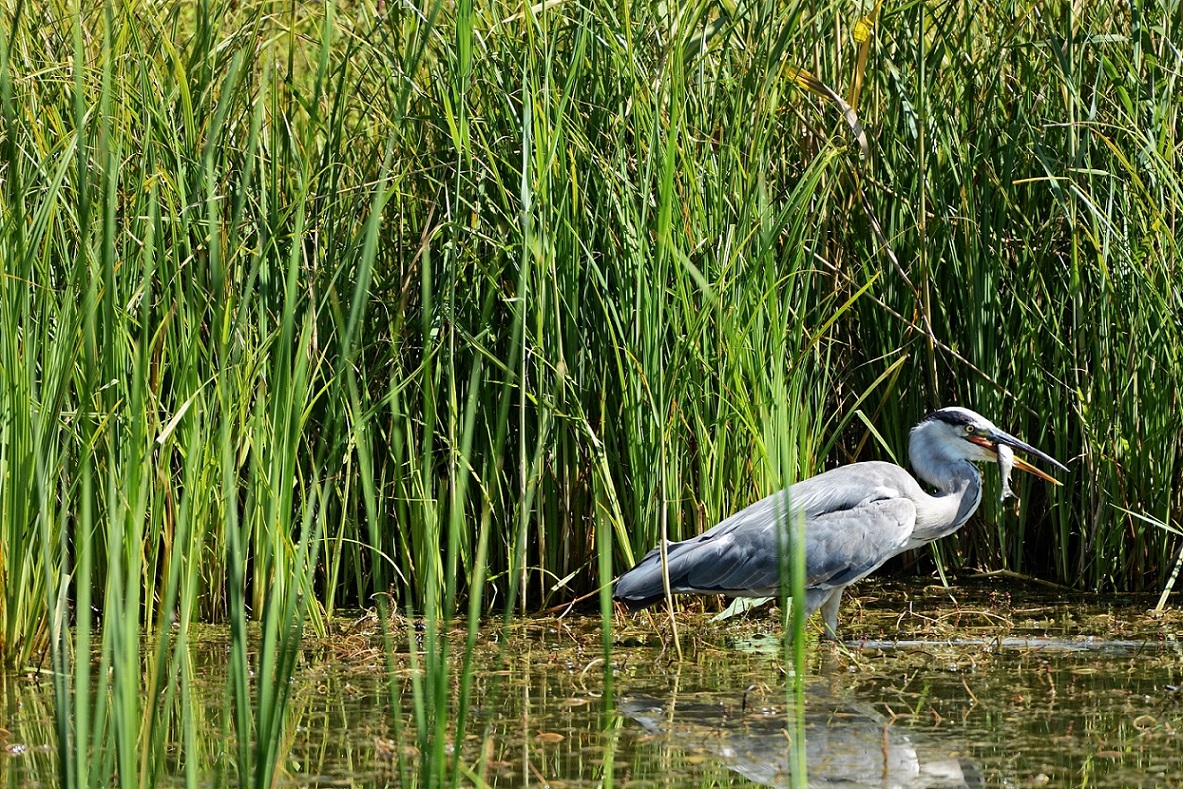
[914, 407, 1067, 485]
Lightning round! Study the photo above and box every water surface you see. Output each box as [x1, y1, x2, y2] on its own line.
[2, 579, 1181, 787]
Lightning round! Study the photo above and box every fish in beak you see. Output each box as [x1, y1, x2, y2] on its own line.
[997, 444, 1019, 503]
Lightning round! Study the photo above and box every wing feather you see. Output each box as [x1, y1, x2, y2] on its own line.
[613, 463, 921, 606]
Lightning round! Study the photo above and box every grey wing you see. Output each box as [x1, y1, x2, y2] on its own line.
[676, 496, 917, 595]
[613, 495, 782, 604]
[802, 497, 916, 591]
[613, 492, 916, 603]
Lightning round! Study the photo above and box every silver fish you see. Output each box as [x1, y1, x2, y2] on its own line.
[997, 443, 1018, 504]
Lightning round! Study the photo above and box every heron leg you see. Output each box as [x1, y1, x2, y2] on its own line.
[798, 587, 843, 641]
[817, 588, 844, 640]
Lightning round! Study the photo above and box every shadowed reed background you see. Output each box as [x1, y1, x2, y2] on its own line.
[0, 0, 1180, 784]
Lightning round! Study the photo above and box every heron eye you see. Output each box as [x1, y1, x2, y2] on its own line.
[965, 425, 976, 434]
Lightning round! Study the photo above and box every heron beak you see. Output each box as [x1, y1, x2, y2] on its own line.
[968, 430, 1067, 486]
[1006, 452, 1063, 485]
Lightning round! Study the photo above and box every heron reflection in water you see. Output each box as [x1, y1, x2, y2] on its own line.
[619, 685, 981, 788]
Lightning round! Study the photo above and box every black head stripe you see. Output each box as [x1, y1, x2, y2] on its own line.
[923, 408, 976, 427]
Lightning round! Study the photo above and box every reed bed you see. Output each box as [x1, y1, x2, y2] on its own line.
[0, 0, 1179, 783]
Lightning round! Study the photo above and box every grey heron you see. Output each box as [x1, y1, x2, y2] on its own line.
[613, 407, 1067, 638]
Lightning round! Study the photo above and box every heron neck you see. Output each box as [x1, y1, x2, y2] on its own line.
[909, 461, 983, 547]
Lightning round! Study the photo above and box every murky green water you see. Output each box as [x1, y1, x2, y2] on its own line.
[2, 580, 1182, 787]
